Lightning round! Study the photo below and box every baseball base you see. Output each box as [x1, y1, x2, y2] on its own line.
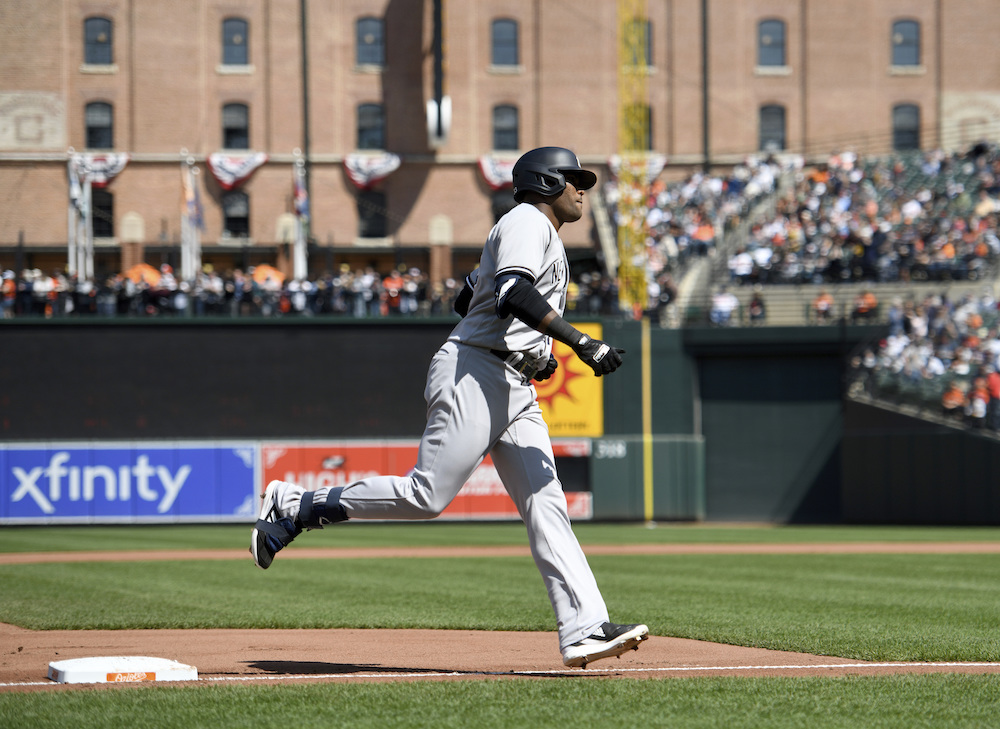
[48, 656, 198, 684]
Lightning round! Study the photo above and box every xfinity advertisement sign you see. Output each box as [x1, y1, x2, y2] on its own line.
[0, 443, 258, 524]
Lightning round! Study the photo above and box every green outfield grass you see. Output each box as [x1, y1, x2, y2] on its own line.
[2, 675, 999, 729]
[2, 523, 998, 728]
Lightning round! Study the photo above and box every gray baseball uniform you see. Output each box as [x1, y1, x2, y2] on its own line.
[277, 203, 610, 650]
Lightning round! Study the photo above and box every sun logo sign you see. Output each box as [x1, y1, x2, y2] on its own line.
[536, 323, 607, 437]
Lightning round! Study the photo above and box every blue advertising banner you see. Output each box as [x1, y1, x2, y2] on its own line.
[0, 443, 258, 524]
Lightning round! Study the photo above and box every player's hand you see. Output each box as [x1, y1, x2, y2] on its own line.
[572, 335, 625, 376]
[534, 355, 558, 382]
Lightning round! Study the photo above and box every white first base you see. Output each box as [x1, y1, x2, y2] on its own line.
[48, 656, 198, 684]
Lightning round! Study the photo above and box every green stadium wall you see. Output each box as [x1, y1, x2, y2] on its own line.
[5, 318, 994, 524]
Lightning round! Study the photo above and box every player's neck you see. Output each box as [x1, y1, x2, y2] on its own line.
[529, 202, 562, 231]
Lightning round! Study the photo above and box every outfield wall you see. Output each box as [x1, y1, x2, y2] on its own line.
[6, 318, 992, 525]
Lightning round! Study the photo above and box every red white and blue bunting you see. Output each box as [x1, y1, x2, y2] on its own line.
[344, 152, 401, 190]
[70, 152, 130, 188]
[478, 156, 516, 191]
[207, 152, 269, 191]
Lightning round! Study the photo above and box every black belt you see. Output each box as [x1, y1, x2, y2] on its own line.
[490, 349, 539, 380]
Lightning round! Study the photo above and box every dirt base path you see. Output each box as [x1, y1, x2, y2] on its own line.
[3, 543, 1000, 692]
[2, 624, 999, 693]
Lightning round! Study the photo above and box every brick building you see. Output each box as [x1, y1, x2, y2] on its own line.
[0, 0, 998, 282]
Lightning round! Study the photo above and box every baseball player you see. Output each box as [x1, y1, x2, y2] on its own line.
[252, 146, 649, 668]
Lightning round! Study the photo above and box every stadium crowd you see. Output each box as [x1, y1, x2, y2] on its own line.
[0, 264, 624, 320]
[604, 154, 786, 289]
[850, 286, 1000, 430]
[725, 144, 1000, 286]
[5, 144, 999, 326]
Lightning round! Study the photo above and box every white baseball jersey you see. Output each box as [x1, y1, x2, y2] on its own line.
[296, 200, 611, 652]
[450, 203, 569, 360]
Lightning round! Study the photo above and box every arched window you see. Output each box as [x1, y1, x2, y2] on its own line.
[492, 105, 519, 151]
[891, 20, 920, 66]
[758, 19, 786, 67]
[893, 104, 920, 150]
[91, 188, 114, 238]
[222, 18, 249, 65]
[84, 17, 113, 65]
[356, 17, 385, 66]
[85, 102, 114, 149]
[624, 17, 652, 67]
[222, 103, 250, 149]
[222, 191, 250, 238]
[357, 103, 385, 150]
[491, 19, 519, 66]
[759, 105, 786, 151]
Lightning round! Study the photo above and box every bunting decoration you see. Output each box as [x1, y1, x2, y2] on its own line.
[477, 156, 515, 191]
[66, 153, 128, 280]
[207, 152, 268, 191]
[71, 152, 130, 187]
[344, 152, 401, 190]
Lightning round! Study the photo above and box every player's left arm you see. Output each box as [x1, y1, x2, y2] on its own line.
[494, 273, 624, 377]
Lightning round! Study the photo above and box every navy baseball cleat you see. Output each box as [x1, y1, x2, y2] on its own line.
[562, 622, 650, 668]
[250, 480, 302, 570]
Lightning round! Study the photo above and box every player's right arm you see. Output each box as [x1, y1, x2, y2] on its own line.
[494, 272, 624, 377]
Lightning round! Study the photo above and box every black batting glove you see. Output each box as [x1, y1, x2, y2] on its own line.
[573, 334, 625, 377]
[533, 355, 558, 382]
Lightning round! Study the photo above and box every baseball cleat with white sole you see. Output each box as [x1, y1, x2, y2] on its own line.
[562, 622, 650, 668]
[250, 480, 302, 570]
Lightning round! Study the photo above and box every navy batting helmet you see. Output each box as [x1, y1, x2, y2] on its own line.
[511, 147, 598, 203]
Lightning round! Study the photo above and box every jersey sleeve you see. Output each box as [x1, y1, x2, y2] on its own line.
[492, 208, 547, 282]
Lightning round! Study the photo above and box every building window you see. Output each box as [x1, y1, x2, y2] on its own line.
[222, 191, 250, 238]
[893, 104, 920, 150]
[891, 20, 920, 66]
[759, 105, 786, 151]
[84, 17, 113, 65]
[623, 103, 651, 152]
[85, 102, 113, 149]
[758, 19, 786, 67]
[357, 103, 385, 150]
[222, 103, 249, 149]
[491, 19, 518, 66]
[624, 17, 652, 67]
[92, 188, 114, 238]
[222, 18, 249, 65]
[356, 17, 385, 66]
[492, 105, 519, 151]
[358, 190, 387, 238]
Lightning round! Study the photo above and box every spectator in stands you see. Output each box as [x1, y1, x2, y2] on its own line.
[812, 289, 835, 324]
[985, 365, 1000, 430]
[709, 286, 740, 327]
[728, 247, 754, 284]
[748, 287, 766, 325]
[1, 270, 14, 318]
[941, 380, 967, 420]
[967, 376, 990, 428]
[851, 289, 879, 323]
